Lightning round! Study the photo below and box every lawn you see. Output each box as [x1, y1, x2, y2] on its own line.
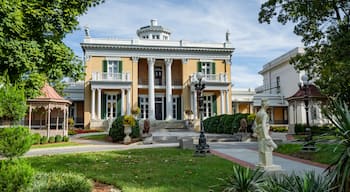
[27, 147, 235, 192]
[275, 143, 344, 165]
[79, 133, 108, 141]
[31, 142, 82, 149]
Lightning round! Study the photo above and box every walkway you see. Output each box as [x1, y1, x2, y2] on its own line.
[22, 132, 328, 176]
[210, 142, 327, 176]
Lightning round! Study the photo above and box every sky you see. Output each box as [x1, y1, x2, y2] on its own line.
[64, 0, 303, 89]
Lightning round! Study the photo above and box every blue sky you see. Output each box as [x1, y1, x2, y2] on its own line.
[64, 0, 302, 89]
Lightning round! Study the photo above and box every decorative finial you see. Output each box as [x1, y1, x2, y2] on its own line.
[84, 25, 90, 38]
[225, 30, 230, 42]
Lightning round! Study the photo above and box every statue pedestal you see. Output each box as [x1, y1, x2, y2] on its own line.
[256, 164, 282, 172]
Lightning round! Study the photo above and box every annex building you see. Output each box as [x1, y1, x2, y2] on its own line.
[65, 20, 234, 129]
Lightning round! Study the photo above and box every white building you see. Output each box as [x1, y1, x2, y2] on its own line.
[232, 88, 255, 114]
[253, 47, 328, 133]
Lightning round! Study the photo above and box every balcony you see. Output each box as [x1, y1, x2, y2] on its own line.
[190, 73, 228, 83]
[91, 72, 131, 81]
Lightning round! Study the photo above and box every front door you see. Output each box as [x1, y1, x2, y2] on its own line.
[155, 97, 163, 120]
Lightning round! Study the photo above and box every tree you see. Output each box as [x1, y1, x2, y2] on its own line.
[259, 0, 350, 103]
[0, 0, 105, 98]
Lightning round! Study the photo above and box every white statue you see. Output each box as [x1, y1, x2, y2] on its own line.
[253, 99, 281, 171]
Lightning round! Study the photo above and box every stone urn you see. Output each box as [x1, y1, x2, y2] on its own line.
[123, 124, 132, 144]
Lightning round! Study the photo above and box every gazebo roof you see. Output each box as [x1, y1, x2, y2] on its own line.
[286, 84, 326, 101]
[28, 83, 71, 104]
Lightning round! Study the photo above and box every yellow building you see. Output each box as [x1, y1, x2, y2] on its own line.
[65, 20, 234, 129]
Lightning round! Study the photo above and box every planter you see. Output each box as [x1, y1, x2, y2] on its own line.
[123, 124, 132, 144]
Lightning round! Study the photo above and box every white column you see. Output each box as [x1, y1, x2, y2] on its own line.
[226, 90, 229, 114]
[193, 90, 198, 119]
[127, 88, 131, 115]
[63, 108, 66, 136]
[97, 89, 101, 119]
[47, 105, 51, 137]
[121, 89, 125, 116]
[148, 58, 155, 119]
[91, 88, 96, 119]
[165, 58, 173, 120]
[221, 90, 225, 114]
[28, 106, 32, 130]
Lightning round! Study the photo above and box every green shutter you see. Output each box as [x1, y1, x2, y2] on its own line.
[177, 97, 181, 120]
[197, 61, 201, 72]
[119, 61, 123, 72]
[138, 97, 141, 108]
[103, 60, 107, 72]
[117, 94, 121, 117]
[212, 62, 216, 74]
[212, 95, 217, 116]
[164, 97, 167, 119]
[101, 94, 106, 119]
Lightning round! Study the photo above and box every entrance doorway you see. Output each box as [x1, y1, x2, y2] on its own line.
[155, 66, 162, 85]
[155, 97, 164, 120]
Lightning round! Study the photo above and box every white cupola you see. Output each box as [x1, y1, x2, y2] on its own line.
[136, 19, 171, 40]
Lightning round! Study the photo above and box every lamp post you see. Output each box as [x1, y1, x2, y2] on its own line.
[299, 74, 315, 151]
[194, 72, 210, 156]
[299, 75, 310, 129]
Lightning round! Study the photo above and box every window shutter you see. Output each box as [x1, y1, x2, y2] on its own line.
[164, 97, 167, 119]
[138, 97, 141, 108]
[103, 60, 107, 72]
[119, 61, 123, 73]
[101, 94, 106, 119]
[117, 94, 121, 117]
[197, 62, 202, 72]
[177, 97, 181, 120]
[212, 62, 216, 74]
[212, 95, 217, 116]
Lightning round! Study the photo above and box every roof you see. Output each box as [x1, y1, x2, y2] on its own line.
[28, 83, 71, 104]
[286, 84, 326, 101]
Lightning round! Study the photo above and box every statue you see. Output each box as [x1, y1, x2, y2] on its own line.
[253, 99, 281, 171]
[84, 25, 90, 37]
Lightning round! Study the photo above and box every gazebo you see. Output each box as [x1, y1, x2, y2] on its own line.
[286, 84, 328, 134]
[27, 83, 71, 137]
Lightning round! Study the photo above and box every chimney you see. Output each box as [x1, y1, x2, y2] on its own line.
[151, 19, 158, 26]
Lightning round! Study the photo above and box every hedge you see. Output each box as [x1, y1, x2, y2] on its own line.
[203, 113, 249, 134]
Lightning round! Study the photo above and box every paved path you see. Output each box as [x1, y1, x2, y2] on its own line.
[210, 142, 327, 176]
[19, 132, 328, 176]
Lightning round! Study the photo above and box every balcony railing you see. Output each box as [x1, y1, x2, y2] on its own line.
[92, 72, 130, 81]
[190, 73, 228, 83]
[138, 79, 182, 86]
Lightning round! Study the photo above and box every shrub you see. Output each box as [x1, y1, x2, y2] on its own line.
[68, 118, 74, 129]
[0, 159, 34, 192]
[203, 114, 249, 134]
[68, 129, 76, 135]
[40, 136, 48, 144]
[55, 135, 63, 143]
[109, 116, 124, 142]
[270, 126, 288, 132]
[48, 136, 55, 143]
[31, 133, 42, 145]
[0, 84, 27, 124]
[28, 172, 93, 192]
[63, 136, 69, 142]
[0, 126, 32, 158]
[109, 115, 140, 142]
[123, 115, 136, 126]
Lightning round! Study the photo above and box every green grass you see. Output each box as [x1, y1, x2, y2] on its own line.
[275, 143, 344, 165]
[79, 133, 108, 141]
[27, 147, 235, 192]
[31, 142, 82, 149]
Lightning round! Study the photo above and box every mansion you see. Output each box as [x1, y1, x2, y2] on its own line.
[65, 20, 234, 129]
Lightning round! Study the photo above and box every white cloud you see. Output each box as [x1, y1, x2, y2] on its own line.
[231, 65, 262, 89]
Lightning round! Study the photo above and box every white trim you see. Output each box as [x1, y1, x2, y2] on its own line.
[105, 56, 121, 61]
